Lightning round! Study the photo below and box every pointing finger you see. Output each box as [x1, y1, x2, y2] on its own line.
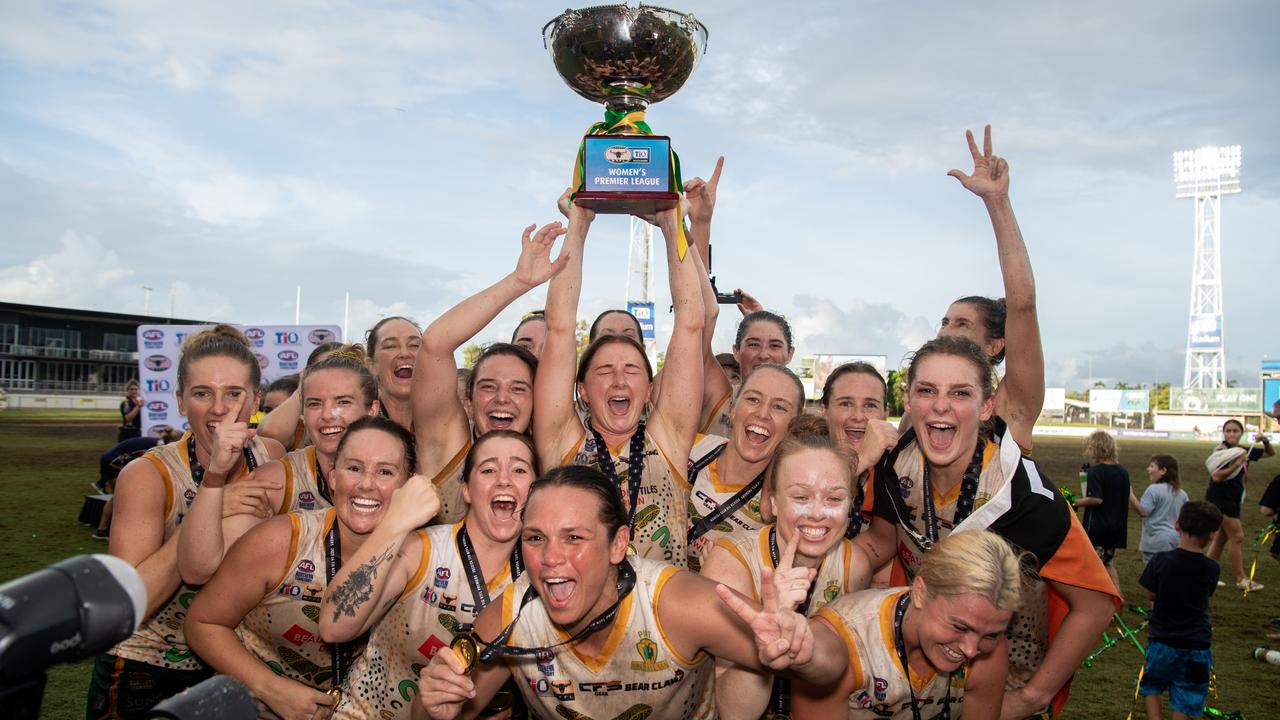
[965, 129, 981, 163]
[781, 528, 800, 571]
[708, 156, 724, 188]
[715, 583, 758, 625]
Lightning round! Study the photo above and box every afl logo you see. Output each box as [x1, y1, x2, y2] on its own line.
[253, 352, 269, 369]
[278, 350, 299, 362]
[244, 328, 266, 342]
[605, 145, 632, 163]
[144, 355, 171, 371]
[298, 560, 316, 574]
[142, 329, 164, 342]
[898, 476, 914, 490]
[147, 400, 168, 412]
[309, 329, 335, 345]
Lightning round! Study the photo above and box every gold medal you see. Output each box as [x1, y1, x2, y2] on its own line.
[450, 632, 480, 674]
[626, 543, 637, 556]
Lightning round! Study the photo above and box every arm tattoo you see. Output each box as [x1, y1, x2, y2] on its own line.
[329, 545, 397, 622]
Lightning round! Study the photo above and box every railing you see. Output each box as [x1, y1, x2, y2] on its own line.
[0, 343, 138, 362]
[0, 380, 134, 394]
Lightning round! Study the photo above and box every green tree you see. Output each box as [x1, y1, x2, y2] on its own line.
[886, 368, 907, 416]
[575, 319, 590, 356]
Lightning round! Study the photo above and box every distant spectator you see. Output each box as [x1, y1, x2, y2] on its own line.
[1137, 501, 1223, 720]
[1078, 430, 1130, 599]
[260, 374, 299, 414]
[118, 379, 142, 441]
[1130, 454, 1189, 564]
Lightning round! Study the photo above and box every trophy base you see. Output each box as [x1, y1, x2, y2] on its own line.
[574, 191, 678, 216]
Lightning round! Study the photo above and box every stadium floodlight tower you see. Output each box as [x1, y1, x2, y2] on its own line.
[625, 217, 658, 366]
[1173, 145, 1241, 389]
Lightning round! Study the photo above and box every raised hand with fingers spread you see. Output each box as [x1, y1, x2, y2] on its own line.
[948, 124, 1009, 201]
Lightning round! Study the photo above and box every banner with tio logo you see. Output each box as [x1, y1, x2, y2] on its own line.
[136, 324, 342, 438]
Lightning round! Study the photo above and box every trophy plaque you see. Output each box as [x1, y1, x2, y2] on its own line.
[543, 4, 708, 216]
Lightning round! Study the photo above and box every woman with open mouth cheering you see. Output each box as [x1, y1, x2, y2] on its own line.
[321, 430, 539, 720]
[415, 465, 849, 720]
[533, 196, 706, 566]
[701, 424, 869, 719]
[412, 221, 568, 524]
[186, 416, 431, 720]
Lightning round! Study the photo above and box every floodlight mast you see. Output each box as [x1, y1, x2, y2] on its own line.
[1173, 145, 1241, 390]
[625, 216, 658, 366]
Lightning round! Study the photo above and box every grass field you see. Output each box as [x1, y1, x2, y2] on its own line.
[2, 411, 1278, 719]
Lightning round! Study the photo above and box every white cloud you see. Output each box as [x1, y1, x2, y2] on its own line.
[0, 231, 134, 307]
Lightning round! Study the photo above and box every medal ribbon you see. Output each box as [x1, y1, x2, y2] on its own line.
[686, 444, 764, 546]
[570, 108, 688, 260]
[457, 523, 524, 612]
[846, 473, 869, 539]
[314, 457, 332, 505]
[893, 592, 952, 720]
[187, 433, 258, 489]
[324, 522, 352, 690]
[588, 420, 648, 535]
[476, 559, 638, 664]
[917, 437, 986, 548]
[765, 525, 818, 717]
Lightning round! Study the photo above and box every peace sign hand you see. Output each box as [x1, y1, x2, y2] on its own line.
[716, 565, 815, 671]
[947, 125, 1010, 201]
[512, 222, 571, 288]
[684, 156, 724, 226]
[772, 529, 817, 611]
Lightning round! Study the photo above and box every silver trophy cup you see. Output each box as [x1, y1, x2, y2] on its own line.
[544, 4, 708, 214]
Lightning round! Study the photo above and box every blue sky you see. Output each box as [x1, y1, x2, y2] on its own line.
[1, 1, 1277, 390]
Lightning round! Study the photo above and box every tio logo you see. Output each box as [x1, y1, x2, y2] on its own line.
[146, 379, 171, 393]
[274, 332, 299, 344]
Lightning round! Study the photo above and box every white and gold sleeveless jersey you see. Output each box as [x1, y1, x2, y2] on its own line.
[816, 588, 967, 720]
[279, 445, 333, 514]
[237, 508, 335, 698]
[111, 432, 269, 671]
[685, 434, 766, 572]
[563, 429, 691, 566]
[429, 439, 471, 526]
[711, 524, 857, 615]
[499, 558, 714, 720]
[699, 389, 733, 442]
[335, 522, 517, 720]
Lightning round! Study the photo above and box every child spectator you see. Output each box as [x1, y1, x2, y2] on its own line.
[1137, 500, 1223, 720]
[1130, 454, 1189, 564]
[1078, 430, 1130, 597]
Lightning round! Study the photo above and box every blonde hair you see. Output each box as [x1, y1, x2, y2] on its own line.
[918, 530, 1028, 613]
[1083, 430, 1117, 464]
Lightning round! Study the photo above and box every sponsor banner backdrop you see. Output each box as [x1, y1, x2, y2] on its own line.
[1088, 389, 1150, 413]
[136, 324, 341, 438]
[1169, 387, 1261, 414]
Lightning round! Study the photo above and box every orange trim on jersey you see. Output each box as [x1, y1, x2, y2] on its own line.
[291, 418, 306, 450]
[755, 525, 774, 571]
[878, 589, 935, 692]
[145, 452, 175, 521]
[321, 507, 337, 536]
[700, 390, 731, 435]
[431, 439, 471, 486]
[653, 566, 708, 666]
[815, 608, 864, 689]
[556, 586, 635, 674]
[274, 513, 303, 592]
[561, 429, 588, 467]
[398, 529, 433, 602]
[279, 458, 296, 516]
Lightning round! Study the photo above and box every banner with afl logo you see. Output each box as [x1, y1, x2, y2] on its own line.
[136, 324, 342, 438]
